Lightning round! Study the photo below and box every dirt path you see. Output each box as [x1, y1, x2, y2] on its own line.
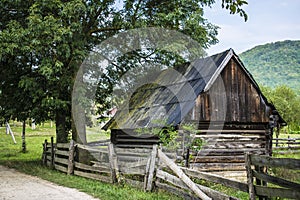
[0, 165, 99, 200]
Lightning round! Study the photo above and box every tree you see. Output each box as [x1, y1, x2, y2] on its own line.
[0, 0, 248, 143]
[261, 85, 300, 133]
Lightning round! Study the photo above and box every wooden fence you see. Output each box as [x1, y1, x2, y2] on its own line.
[272, 136, 300, 155]
[245, 153, 300, 200]
[42, 137, 300, 199]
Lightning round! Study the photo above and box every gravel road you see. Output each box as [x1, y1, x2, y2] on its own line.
[0, 165, 99, 200]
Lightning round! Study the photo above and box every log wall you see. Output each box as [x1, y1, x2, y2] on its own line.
[189, 128, 267, 173]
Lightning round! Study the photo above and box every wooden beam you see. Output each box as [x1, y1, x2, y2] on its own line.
[158, 149, 212, 200]
[255, 186, 300, 199]
[108, 143, 118, 183]
[245, 153, 255, 200]
[145, 144, 157, 191]
[156, 169, 238, 200]
[250, 154, 300, 170]
[181, 167, 248, 192]
[67, 140, 75, 175]
[252, 170, 300, 190]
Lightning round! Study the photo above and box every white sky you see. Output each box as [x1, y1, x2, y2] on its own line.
[204, 0, 300, 55]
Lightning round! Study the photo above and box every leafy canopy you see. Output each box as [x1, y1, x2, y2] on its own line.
[0, 0, 248, 142]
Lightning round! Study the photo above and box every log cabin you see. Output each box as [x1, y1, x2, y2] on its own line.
[103, 49, 286, 172]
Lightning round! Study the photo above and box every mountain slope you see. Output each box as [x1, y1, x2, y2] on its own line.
[239, 40, 300, 93]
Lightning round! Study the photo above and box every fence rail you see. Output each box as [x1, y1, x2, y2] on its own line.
[245, 153, 300, 200]
[273, 136, 300, 151]
[42, 137, 300, 200]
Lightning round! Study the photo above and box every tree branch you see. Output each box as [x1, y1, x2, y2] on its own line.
[89, 26, 123, 35]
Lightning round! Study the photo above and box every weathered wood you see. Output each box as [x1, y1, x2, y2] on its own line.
[67, 140, 75, 175]
[54, 164, 68, 173]
[181, 167, 248, 192]
[146, 144, 157, 191]
[117, 155, 149, 162]
[108, 143, 118, 183]
[252, 170, 300, 190]
[158, 149, 211, 200]
[191, 155, 245, 163]
[197, 129, 266, 133]
[155, 181, 197, 199]
[90, 161, 110, 168]
[56, 143, 70, 149]
[190, 163, 245, 171]
[118, 159, 148, 168]
[119, 166, 146, 175]
[55, 157, 69, 165]
[245, 154, 255, 200]
[255, 186, 300, 199]
[250, 154, 300, 170]
[74, 162, 110, 173]
[194, 148, 265, 156]
[55, 150, 69, 157]
[144, 155, 151, 191]
[74, 170, 111, 183]
[115, 147, 152, 153]
[156, 169, 238, 200]
[77, 144, 108, 153]
[195, 134, 265, 139]
[202, 143, 264, 149]
[115, 144, 154, 148]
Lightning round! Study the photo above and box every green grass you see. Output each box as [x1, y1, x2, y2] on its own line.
[0, 124, 181, 200]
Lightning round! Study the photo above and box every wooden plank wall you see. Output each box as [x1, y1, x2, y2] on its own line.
[188, 126, 268, 175]
[192, 58, 271, 123]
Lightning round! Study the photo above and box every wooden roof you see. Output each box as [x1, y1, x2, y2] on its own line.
[104, 49, 285, 130]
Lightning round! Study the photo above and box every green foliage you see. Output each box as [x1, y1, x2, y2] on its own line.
[240, 40, 300, 95]
[135, 120, 179, 149]
[181, 123, 204, 151]
[260, 85, 300, 133]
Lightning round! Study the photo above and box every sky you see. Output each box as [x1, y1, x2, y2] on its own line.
[204, 0, 300, 55]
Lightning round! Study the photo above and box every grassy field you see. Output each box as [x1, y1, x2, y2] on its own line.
[0, 123, 181, 200]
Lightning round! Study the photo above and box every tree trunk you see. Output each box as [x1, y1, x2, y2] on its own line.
[55, 111, 68, 143]
[71, 106, 87, 144]
[22, 120, 26, 152]
[71, 66, 87, 144]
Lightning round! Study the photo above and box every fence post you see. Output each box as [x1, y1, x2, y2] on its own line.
[144, 155, 151, 191]
[67, 140, 75, 175]
[245, 153, 255, 200]
[50, 137, 55, 169]
[108, 143, 119, 183]
[145, 144, 158, 192]
[288, 135, 291, 149]
[185, 148, 190, 168]
[42, 139, 48, 165]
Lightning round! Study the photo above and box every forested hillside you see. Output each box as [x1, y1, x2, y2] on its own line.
[239, 40, 300, 94]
